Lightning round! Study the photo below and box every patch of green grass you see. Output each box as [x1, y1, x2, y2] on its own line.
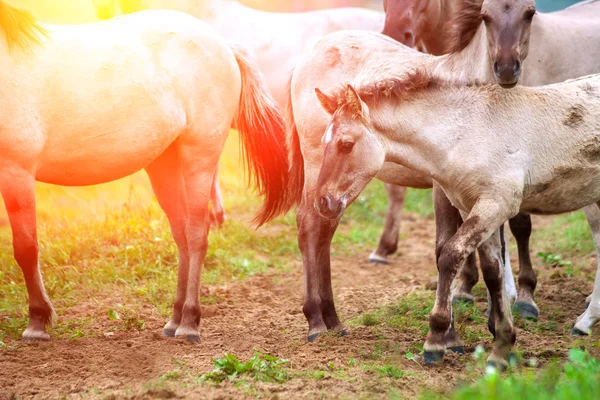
[439, 349, 600, 400]
[200, 350, 290, 384]
[366, 363, 412, 379]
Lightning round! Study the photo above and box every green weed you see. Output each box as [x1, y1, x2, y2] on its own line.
[200, 350, 290, 384]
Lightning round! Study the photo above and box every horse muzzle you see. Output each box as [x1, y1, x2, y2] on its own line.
[493, 59, 521, 88]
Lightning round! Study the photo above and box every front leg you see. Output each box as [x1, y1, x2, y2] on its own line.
[369, 184, 407, 264]
[424, 197, 514, 365]
[509, 213, 539, 319]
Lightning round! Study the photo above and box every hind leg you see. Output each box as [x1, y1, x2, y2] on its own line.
[369, 184, 406, 264]
[1, 168, 55, 341]
[145, 146, 189, 337]
[509, 214, 539, 319]
[209, 165, 225, 227]
[572, 203, 600, 335]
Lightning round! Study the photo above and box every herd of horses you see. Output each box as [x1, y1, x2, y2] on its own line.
[1, 0, 599, 370]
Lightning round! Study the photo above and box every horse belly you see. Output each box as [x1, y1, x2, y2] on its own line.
[35, 126, 180, 186]
[521, 167, 600, 215]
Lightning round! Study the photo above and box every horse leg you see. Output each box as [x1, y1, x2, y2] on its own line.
[172, 140, 219, 342]
[297, 201, 342, 342]
[369, 184, 406, 264]
[209, 165, 225, 227]
[478, 229, 517, 369]
[509, 213, 539, 319]
[1, 170, 55, 341]
[432, 183, 478, 303]
[424, 197, 511, 364]
[145, 147, 189, 337]
[572, 203, 600, 335]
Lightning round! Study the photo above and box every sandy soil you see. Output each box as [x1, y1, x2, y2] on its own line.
[1, 215, 597, 399]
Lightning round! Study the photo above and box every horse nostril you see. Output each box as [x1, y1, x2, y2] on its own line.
[514, 60, 521, 74]
[403, 31, 415, 46]
[493, 61, 500, 75]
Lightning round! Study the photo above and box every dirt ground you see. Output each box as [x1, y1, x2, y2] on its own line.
[1, 214, 597, 399]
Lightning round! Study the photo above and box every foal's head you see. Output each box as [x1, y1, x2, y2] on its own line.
[312, 86, 386, 220]
[481, 0, 536, 87]
[381, 0, 438, 48]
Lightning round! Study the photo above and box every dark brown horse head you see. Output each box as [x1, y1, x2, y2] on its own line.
[381, 0, 438, 48]
[481, 0, 536, 88]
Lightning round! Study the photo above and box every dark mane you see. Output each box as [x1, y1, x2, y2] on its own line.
[332, 69, 442, 110]
[444, 0, 484, 53]
[0, 1, 47, 51]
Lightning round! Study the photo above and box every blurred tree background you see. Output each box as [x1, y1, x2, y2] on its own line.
[11, 0, 584, 23]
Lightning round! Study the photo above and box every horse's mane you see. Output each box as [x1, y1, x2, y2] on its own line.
[0, 1, 47, 51]
[444, 0, 484, 53]
[331, 69, 444, 111]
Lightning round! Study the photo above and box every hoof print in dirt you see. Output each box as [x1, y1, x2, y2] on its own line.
[424, 350, 444, 364]
[513, 302, 539, 320]
[447, 346, 465, 354]
[307, 333, 321, 343]
[570, 327, 589, 336]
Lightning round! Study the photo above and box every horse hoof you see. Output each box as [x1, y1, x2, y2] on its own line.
[368, 253, 389, 265]
[486, 359, 508, 372]
[22, 329, 51, 342]
[308, 333, 320, 343]
[513, 302, 539, 320]
[162, 329, 176, 337]
[448, 346, 465, 354]
[570, 327, 589, 336]
[424, 350, 444, 364]
[186, 335, 201, 343]
[339, 329, 349, 337]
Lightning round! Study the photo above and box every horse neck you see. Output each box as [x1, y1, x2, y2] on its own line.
[427, 23, 493, 84]
[420, 0, 454, 55]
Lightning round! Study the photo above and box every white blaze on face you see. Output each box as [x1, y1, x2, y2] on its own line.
[322, 123, 334, 145]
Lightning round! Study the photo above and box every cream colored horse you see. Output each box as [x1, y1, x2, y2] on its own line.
[0, 2, 296, 342]
[312, 70, 600, 368]
[287, 0, 600, 343]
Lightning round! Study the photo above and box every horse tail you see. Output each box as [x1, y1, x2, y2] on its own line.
[230, 44, 299, 226]
[284, 74, 305, 208]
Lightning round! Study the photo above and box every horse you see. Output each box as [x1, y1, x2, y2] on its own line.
[286, 0, 600, 343]
[381, 0, 462, 55]
[311, 69, 600, 368]
[0, 1, 298, 342]
[91, 0, 391, 238]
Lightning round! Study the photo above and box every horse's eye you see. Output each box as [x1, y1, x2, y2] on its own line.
[340, 141, 354, 153]
[524, 9, 536, 22]
[481, 13, 492, 24]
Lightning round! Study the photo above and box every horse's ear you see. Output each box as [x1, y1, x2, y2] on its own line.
[315, 88, 338, 115]
[345, 84, 363, 117]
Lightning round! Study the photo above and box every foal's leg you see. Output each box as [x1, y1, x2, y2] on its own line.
[297, 201, 344, 341]
[432, 184, 478, 303]
[478, 229, 517, 369]
[1, 170, 55, 341]
[145, 147, 189, 337]
[572, 203, 600, 335]
[209, 165, 225, 227]
[509, 213, 539, 319]
[424, 197, 512, 364]
[369, 184, 407, 264]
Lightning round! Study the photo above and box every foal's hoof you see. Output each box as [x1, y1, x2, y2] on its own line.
[570, 326, 589, 336]
[448, 346, 465, 354]
[368, 253, 390, 265]
[162, 328, 176, 337]
[307, 332, 320, 343]
[339, 328, 349, 337]
[424, 350, 445, 364]
[513, 302, 539, 320]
